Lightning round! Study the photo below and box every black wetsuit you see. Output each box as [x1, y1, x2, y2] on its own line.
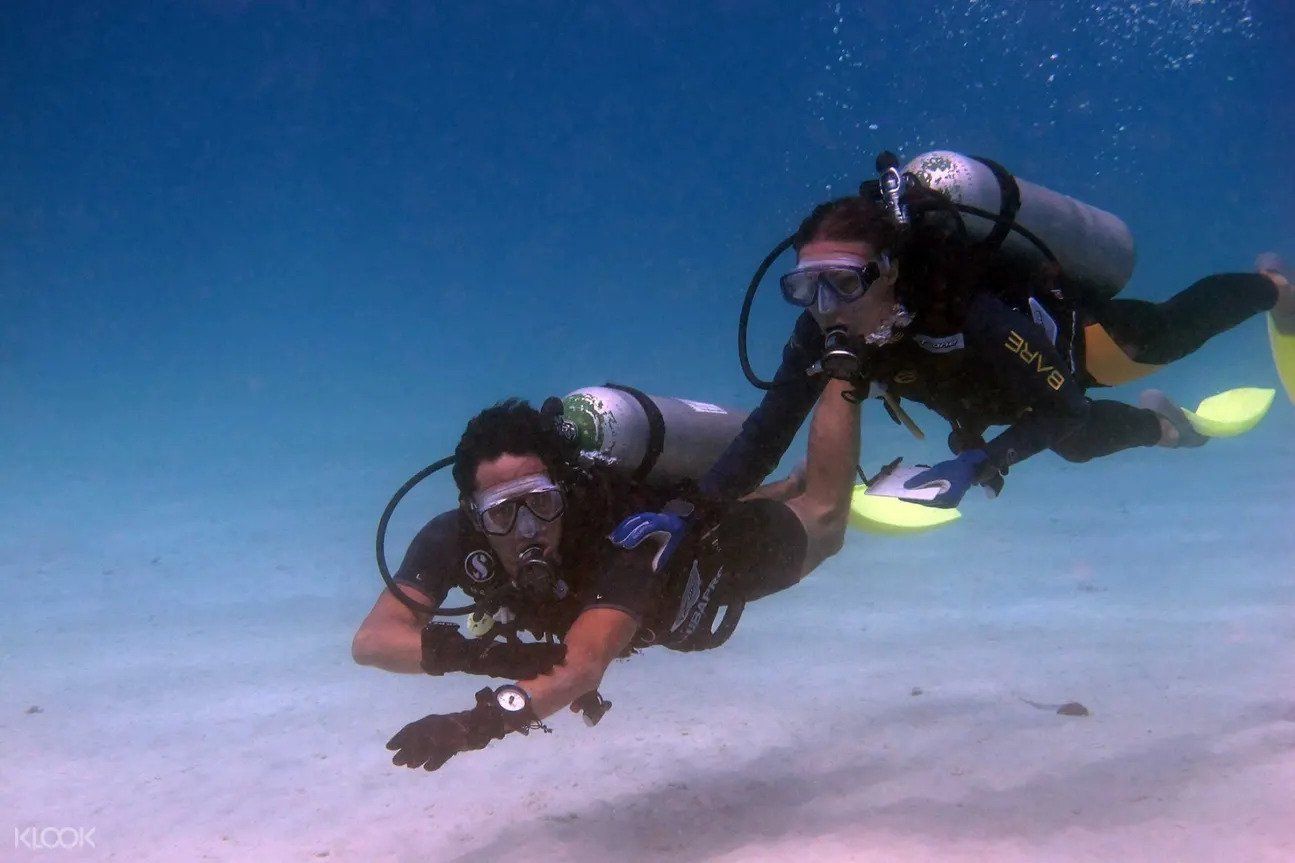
[1086, 274, 1276, 365]
[702, 273, 1277, 498]
[393, 480, 807, 650]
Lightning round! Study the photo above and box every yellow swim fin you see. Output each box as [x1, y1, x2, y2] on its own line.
[848, 483, 961, 535]
[1181, 387, 1276, 438]
[1270, 317, 1295, 404]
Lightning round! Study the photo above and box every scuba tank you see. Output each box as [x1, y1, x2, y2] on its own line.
[558, 385, 748, 486]
[903, 150, 1136, 300]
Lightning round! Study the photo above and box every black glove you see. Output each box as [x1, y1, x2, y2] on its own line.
[421, 622, 567, 679]
[386, 689, 509, 771]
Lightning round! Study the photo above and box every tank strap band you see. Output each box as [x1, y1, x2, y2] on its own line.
[971, 156, 1021, 251]
[604, 383, 666, 483]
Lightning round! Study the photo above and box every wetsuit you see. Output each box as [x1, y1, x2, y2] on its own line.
[394, 488, 807, 651]
[702, 273, 1278, 498]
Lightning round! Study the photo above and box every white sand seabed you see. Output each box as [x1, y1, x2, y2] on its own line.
[3, 417, 1293, 862]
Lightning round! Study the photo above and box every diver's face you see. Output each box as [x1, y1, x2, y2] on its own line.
[470, 453, 563, 578]
[797, 239, 900, 337]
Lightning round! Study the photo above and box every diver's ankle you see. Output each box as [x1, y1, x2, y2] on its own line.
[1269, 278, 1295, 328]
[1156, 415, 1179, 447]
[1256, 256, 1295, 325]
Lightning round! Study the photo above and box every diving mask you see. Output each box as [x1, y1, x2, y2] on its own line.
[779, 255, 891, 309]
[471, 473, 564, 536]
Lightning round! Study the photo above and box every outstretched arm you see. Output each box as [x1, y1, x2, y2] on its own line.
[783, 377, 861, 576]
[511, 607, 637, 719]
[700, 312, 827, 499]
[352, 588, 430, 673]
[383, 604, 639, 772]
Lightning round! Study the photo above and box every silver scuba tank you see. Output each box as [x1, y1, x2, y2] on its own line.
[903, 150, 1136, 300]
[560, 385, 748, 485]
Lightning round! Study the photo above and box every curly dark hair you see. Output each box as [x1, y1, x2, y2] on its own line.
[452, 399, 572, 497]
[451, 398, 646, 575]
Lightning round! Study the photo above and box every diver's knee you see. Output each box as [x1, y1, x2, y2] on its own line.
[1050, 444, 1094, 464]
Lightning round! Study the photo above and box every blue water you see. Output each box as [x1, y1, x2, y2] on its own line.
[3, 2, 1293, 859]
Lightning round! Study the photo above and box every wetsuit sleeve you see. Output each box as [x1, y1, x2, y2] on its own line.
[699, 311, 828, 499]
[390, 511, 460, 609]
[962, 293, 1090, 472]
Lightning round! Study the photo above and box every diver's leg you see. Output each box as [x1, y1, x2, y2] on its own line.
[1049, 400, 1163, 462]
[1257, 254, 1295, 333]
[1259, 255, 1295, 403]
[1090, 273, 1278, 365]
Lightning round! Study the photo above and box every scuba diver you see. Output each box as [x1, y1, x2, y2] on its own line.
[689, 150, 1295, 513]
[352, 375, 860, 772]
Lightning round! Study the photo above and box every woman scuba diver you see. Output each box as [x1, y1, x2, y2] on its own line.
[613, 150, 1293, 566]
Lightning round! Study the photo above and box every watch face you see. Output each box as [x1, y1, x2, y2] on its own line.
[496, 687, 528, 713]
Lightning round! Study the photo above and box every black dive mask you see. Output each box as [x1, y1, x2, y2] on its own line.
[515, 546, 570, 603]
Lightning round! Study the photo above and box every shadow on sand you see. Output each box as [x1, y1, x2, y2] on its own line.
[450, 697, 1295, 862]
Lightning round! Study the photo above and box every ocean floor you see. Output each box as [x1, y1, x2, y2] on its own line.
[4, 403, 1293, 862]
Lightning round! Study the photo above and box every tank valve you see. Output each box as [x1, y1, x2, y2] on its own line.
[876, 151, 909, 226]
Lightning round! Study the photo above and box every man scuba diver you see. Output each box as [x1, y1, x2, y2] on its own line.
[691, 154, 1295, 512]
[352, 376, 860, 772]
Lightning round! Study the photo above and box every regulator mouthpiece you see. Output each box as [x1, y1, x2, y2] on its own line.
[516, 546, 569, 602]
[821, 327, 863, 380]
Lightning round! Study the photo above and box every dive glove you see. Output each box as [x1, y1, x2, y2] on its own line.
[386, 686, 537, 771]
[609, 499, 695, 573]
[903, 449, 997, 509]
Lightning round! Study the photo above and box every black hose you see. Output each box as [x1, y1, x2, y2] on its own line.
[375, 455, 480, 617]
[738, 233, 797, 390]
[947, 202, 1059, 263]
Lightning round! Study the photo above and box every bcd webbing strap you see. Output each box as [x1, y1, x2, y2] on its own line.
[971, 155, 1022, 251]
[603, 382, 666, 483]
